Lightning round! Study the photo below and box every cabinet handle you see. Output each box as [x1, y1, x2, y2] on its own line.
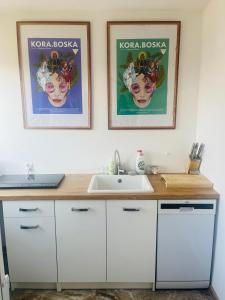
[71, 208, 89, 212]
[20, 225, 39, 230]
[19, 208, 38, 212]
[123, 208, 141, 212]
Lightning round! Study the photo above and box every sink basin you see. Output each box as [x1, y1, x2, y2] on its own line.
[88, 175, 154, 193]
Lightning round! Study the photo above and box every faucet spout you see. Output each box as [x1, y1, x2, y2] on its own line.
[114, 150, 126, 175]
[114, 150, 121, 175]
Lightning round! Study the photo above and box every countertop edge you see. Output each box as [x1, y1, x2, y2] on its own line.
[0, 174, 220, 201]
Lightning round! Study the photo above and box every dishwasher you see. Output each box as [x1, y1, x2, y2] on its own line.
[156, 199, 216, 289]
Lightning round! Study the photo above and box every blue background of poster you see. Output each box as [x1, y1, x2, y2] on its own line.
[28, 38, 83, 114]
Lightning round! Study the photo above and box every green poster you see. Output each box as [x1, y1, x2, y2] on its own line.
[117, 39, 169, 115]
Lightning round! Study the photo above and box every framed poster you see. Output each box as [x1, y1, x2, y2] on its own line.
[107, 21, 180, 129]
[17, 21, 91, 129]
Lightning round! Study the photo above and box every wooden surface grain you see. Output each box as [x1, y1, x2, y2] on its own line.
[0, 174, 219, 201]
[160, 174, 213, 189]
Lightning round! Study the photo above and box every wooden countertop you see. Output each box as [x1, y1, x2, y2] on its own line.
[0, 174, 219, 201]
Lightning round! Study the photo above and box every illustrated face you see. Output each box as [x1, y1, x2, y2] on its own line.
[130, 74, 155, 108]
[44, 73, 69, 107]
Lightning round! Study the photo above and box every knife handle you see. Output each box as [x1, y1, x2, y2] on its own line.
[192, 143, 199, 159]
[197, 143, 205, 159]
[189, 143, 196, 160]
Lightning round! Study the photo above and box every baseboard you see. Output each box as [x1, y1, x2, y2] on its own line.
[156, 281, 209, 289]
[11, 283, 56, 290]
[61, 282, 153, 289]
[11, 282, 153, 290]
[209, 285, 220, 300]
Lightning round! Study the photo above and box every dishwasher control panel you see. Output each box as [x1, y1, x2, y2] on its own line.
[158, 199, 216, 215]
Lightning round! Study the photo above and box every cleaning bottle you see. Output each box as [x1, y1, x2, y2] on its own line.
[107, 159, 116, 175]
[136, 149, 145, 175]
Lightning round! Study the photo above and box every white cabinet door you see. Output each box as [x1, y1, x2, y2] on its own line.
[107, 200, 157, 282]
[55, 200, 106, 282]
[4, 217, 57, 282]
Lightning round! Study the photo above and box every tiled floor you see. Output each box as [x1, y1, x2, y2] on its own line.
[11, 289, 215, 300]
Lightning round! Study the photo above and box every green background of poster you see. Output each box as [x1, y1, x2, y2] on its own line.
[117, 38, 169, 115]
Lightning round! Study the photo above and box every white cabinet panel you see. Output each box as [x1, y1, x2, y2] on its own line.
[3, 200, 54, 217]
[107, 200, 157, 282]
[4, 217, 57, 282]
[55, 200, 106, 282]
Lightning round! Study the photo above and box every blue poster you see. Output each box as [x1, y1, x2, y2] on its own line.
[28, 38, 83, 114]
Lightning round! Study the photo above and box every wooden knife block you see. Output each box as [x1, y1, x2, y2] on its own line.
[186, 159, 202, 175]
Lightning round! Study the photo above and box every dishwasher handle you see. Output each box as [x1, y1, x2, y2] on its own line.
[179, 207, 194, 212]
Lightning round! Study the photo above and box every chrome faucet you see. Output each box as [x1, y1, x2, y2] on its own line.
[114, 150, 125, 175]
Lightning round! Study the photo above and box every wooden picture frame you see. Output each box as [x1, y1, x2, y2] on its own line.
[17, 21, 92, 129]
[107, 21, 180, 129]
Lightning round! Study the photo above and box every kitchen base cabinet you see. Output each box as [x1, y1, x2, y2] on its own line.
[4, 217, 57, 283]
[5, 197, 216, 290]
[55, 200, 106, 282]
[107, 200, 157, 283]
[3, 200, 57, 283]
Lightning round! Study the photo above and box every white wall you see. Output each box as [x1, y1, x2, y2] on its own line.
[0, 10, 202, 174]
[196, 0, 225, 298]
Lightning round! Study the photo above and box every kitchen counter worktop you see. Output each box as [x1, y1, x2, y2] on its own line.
[0, 174, 219, 200]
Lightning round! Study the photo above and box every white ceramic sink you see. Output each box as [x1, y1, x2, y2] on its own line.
[88, 175, 154, 193]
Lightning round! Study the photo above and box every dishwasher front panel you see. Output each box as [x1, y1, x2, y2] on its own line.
[156, 200, 216, 289]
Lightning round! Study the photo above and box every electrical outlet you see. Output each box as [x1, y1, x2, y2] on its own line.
[164, 152, 171, 156]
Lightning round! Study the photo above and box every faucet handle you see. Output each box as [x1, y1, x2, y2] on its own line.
[118, 169, 126, 175]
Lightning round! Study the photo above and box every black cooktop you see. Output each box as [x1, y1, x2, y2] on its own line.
[0, 174, 65, 189]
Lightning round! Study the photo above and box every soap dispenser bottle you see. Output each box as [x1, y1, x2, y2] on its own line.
[136, 149, 145, 175]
